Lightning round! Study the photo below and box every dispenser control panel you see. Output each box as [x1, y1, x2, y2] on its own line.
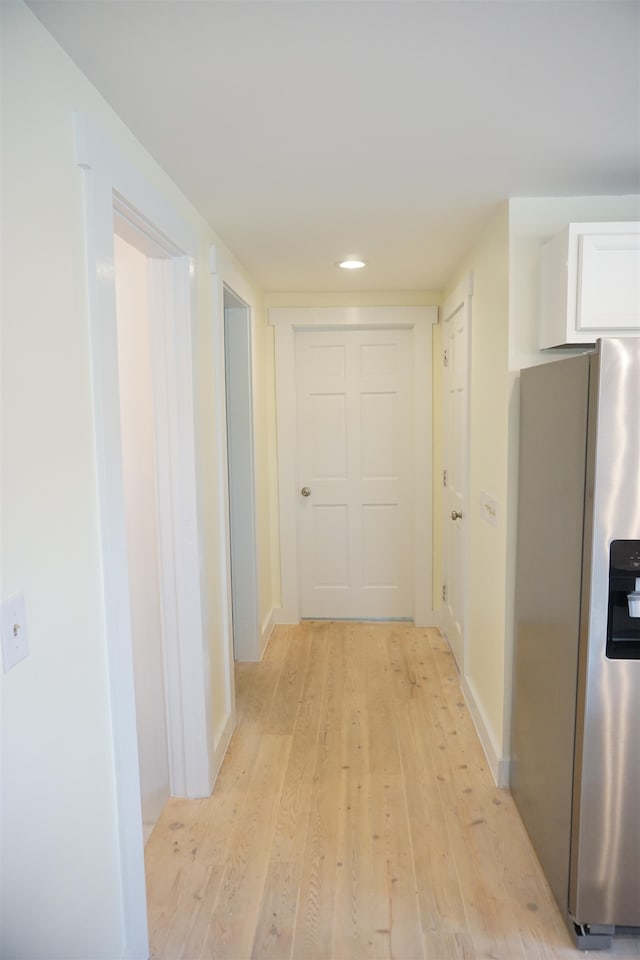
[610, 540, 640, 573]
[606, 540, 640, 659]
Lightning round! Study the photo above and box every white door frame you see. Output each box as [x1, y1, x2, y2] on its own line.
[440, 274, 473, 671]
[208, 246, 264, 665]
[75, 114, 215, 957]
[223, 285, 261, 661]
[269, 305, 438, 626]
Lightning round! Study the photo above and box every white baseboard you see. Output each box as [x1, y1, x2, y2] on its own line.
[500, 756, 512, 788]
[460, 674, 510, 788]
[415, 609, 441, 628]
[260, 609, 276, 658]
[208, 710, 234, 794]
[271, 605, 298, 626]
[269, 608, 442, 629]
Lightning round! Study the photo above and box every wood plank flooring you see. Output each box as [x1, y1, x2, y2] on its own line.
[145, 622, 640, 959]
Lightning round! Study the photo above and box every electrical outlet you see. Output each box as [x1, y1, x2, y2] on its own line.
[1, 594, 29, 672]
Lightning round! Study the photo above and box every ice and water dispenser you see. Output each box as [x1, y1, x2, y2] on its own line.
[606, 540, 640, 659]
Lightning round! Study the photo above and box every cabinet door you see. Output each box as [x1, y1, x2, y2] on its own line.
[577, 231, 640, 332]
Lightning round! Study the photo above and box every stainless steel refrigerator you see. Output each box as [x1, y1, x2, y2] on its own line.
[511, 338, 640, 950]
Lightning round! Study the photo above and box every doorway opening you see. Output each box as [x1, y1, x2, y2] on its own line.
[113, 232, 170, 845]
[223, 286, 260, 661]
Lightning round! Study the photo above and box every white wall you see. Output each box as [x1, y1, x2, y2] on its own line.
[0, 4, 274, 956]
[2, 7, 125, 954]
[114, 235, 169, 838]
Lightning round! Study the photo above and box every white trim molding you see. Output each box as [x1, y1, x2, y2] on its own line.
[75, 113, 215, 957]
[209, 711, 235, 788]
[461, 674, 510, 788]
[260, 609, 276, 658]
[269, 305, 438, 627]
[208, 251, 236, 721]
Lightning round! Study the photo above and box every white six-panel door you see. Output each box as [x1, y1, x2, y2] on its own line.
[296, 328, 413, 619]
[270, 305, 437, 627]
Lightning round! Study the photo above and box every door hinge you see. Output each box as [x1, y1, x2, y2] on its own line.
[443, 469, 448, 488]
[442, 584, 447, 602]
[443, 348, 448, 367]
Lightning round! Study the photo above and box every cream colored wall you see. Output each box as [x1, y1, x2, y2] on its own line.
[440, 204, 511, 770]
[1, 4, 273, 956]
[2, 8, 122, 952]
[265, 290, 440, 308]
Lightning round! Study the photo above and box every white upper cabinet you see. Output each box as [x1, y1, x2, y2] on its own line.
[539, 222, 640, 348]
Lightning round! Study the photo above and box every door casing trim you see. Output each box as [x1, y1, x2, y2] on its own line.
[75, 112, 216, 957]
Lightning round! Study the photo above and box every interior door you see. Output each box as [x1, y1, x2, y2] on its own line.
[442, 295, 469, 669]
[296, 327, 413, 619]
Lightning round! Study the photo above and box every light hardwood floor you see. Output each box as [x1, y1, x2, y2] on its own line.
[145, 622, 640, 959]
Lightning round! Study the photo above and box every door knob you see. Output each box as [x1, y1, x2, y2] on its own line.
[451, 509, 463, 520]
[301, 487, 311, 497]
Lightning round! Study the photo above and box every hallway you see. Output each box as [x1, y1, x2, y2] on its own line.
[144, 623, 640, 959]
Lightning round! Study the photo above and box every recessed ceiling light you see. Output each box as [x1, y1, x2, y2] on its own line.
[338, 258, 366, 270]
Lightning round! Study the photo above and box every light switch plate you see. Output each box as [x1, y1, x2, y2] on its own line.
[1, 593, 29, 672]
[480, 492, 499, 527]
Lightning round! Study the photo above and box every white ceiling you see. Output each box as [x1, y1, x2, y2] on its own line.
[28, 0, 640, 292]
